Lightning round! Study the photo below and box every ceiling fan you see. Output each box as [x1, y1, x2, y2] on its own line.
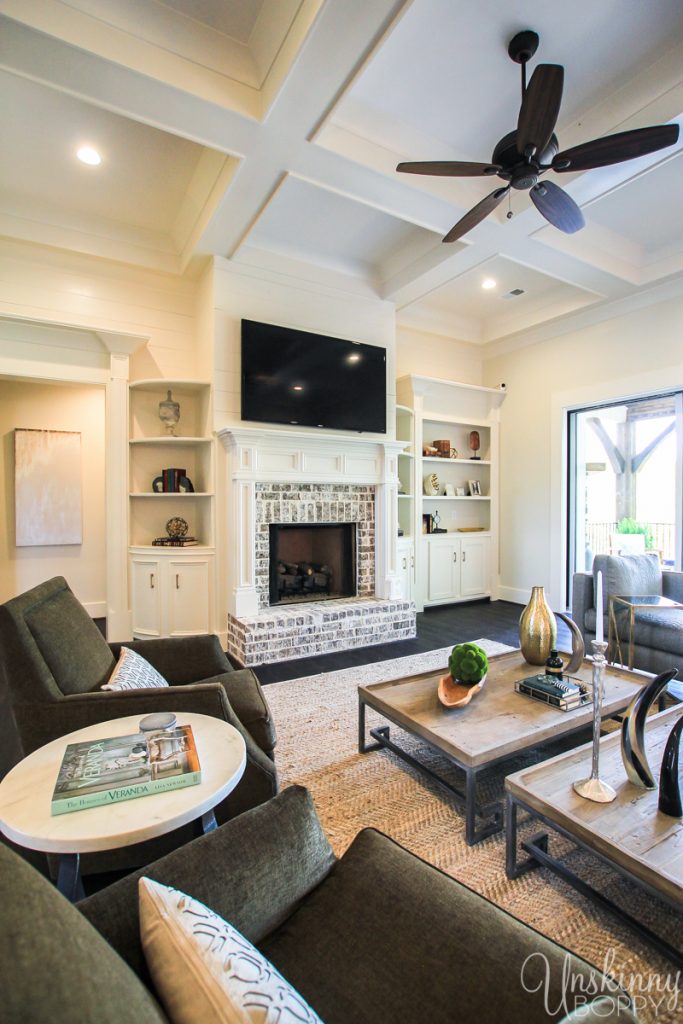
[396, 30, 680, 243]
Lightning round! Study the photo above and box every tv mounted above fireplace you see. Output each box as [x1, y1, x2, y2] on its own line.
[241, 319, 386, 433]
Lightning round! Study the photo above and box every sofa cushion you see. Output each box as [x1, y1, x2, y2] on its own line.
[103, 647, 170, 691]
[25, 586, 115, 694]
[0, 842, 167, 1024]
[260, 828, 616, 1024]
[593, 554, 661, 613]
[139, 878, 323, 1024]
[586, 607, 683, 657]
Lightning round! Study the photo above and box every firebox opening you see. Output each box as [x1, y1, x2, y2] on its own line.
[269, 523, 357, 606]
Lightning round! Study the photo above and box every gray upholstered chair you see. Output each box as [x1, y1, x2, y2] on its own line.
[1, 786, 637, 1024]
[572, 553, 683, 700]
[0, 576, 277, 867]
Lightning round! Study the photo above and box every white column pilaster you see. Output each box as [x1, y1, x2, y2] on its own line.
[105, 352, 130, 640]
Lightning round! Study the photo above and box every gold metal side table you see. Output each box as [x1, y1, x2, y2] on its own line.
[608, 594, 683, 670]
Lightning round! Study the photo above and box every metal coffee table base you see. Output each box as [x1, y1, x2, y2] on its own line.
[505, 794, 683, 970]
[358, 703, 502, 846]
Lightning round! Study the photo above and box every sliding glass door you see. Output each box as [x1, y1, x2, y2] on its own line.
[567, 391, 683, 598]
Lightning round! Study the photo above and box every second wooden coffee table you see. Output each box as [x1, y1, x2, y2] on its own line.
[358, 650, 642, 845]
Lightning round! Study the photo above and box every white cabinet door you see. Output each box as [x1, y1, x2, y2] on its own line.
[131, 557, 162, 638]
[427, 538, 459, 601]
[460, 536, 490, 596]
[167, 559, 211, 637]
[397, 542, 414, 600]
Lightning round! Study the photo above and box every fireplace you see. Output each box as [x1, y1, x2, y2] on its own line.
[269, 523, 357, 605]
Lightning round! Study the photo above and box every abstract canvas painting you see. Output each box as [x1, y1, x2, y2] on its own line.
[14, 429, 82, 546]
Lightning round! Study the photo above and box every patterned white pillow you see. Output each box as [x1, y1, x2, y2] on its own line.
[139, 877, 324, 1024]
[102, 647, 169, 691]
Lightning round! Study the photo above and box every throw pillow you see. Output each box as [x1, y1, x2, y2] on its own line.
[139, 877, 323, 1024]
[594, 553, 661, 612]
[102, 647, 169, 691]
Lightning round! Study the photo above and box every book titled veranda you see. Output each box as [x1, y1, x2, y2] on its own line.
[51, 725, 201, 816]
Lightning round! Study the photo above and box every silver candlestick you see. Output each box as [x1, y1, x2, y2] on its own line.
[573, 640, 617, 803]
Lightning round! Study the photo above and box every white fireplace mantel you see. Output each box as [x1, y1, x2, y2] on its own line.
[217, 425, 407, 485]
[217, 425, 408, 618]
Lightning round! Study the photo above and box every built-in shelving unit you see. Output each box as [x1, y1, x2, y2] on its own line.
[128, 379, 216, 637]
[396, 403, 416, 600]
[396, 375, 506, 612]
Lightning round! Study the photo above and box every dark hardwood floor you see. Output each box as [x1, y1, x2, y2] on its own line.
[254, 599, 573, 684]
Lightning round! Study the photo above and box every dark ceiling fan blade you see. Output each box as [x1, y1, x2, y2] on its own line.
[517, 64, 564, 157]
[530, 180, 584, 233]
[443, 186, 510, 243]
[552, 124, 680, 172]
[396, 160, 501, 177]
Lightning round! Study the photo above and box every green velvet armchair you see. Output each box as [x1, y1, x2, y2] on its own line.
[0, 576, 277, 868]
[1, 786, 637, 1024]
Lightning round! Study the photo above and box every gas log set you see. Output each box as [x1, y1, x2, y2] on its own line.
[276, 560, 333, 601]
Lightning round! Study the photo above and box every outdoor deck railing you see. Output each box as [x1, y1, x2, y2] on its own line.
[586, 521, 675, 560]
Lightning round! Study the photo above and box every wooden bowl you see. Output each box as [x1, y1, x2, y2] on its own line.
[438, 673, 487, 708]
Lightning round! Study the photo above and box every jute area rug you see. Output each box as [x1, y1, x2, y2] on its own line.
[266, 640, 681, 1024]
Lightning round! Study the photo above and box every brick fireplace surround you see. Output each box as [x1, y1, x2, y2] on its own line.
[218, 427, 416, 666]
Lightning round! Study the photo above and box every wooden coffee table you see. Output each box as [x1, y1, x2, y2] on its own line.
[358, 650, 642, 845]
[505, 705, 683, 967]
[0, 712, 246, 901]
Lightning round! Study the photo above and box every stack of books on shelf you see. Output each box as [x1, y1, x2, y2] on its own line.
[162, 468, 186, 492]
[152, 536, 198, 547]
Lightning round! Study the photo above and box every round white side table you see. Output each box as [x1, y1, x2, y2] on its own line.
[0, 712, 246, 900]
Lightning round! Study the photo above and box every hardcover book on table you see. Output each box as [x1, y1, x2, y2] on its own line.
[51, 725, 201, 815]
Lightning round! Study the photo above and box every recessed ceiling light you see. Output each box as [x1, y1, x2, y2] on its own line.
[481, 277, 497, 291]
[77, 146, 102, 166]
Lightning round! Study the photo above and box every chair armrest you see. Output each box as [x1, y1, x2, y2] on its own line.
[78, 786, 335, 979]
[13, 685, 232, 755]
[108, 635, 231, 685]
[14, 683, 278, 825]
[663, 571, 683, 603]
[200, 670, 276, 755]
[571, 572, 594, 642]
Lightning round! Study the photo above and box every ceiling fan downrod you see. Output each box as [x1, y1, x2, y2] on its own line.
[507, 29, 539, 99]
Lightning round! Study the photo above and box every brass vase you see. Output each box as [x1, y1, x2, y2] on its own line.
[519, 586, 557, 665]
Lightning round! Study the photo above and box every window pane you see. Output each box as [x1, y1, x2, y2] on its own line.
[568, 393, 681, 596]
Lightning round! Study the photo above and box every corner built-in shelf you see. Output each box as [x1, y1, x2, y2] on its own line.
[422, 456, 491, 465]
[128, 379, 216, 637]
[397, 374, 506, 611]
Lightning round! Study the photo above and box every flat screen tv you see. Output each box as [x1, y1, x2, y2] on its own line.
[241, 320, 386, 433]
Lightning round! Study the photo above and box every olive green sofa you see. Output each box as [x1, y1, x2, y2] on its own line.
[1, 786, 636, 1024]
[0, 576, 277, 868]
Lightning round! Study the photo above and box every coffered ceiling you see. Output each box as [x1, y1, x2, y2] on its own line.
[1, 0, 682, 348]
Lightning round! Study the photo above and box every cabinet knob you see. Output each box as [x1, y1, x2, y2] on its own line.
[176, 573, 180, 589]
[150, 573, 155, 589]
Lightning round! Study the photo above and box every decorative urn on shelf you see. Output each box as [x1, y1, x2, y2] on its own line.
[438, 643, 489, 708]
[158, 389, 180, 436]
[519, 586, 557, 665]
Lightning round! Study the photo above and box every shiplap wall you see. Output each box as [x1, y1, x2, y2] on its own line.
[0, 239, 199, 380]
[212, 256, 396, 433]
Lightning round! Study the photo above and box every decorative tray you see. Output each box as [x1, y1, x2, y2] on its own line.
[515, 673, 593, 712]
